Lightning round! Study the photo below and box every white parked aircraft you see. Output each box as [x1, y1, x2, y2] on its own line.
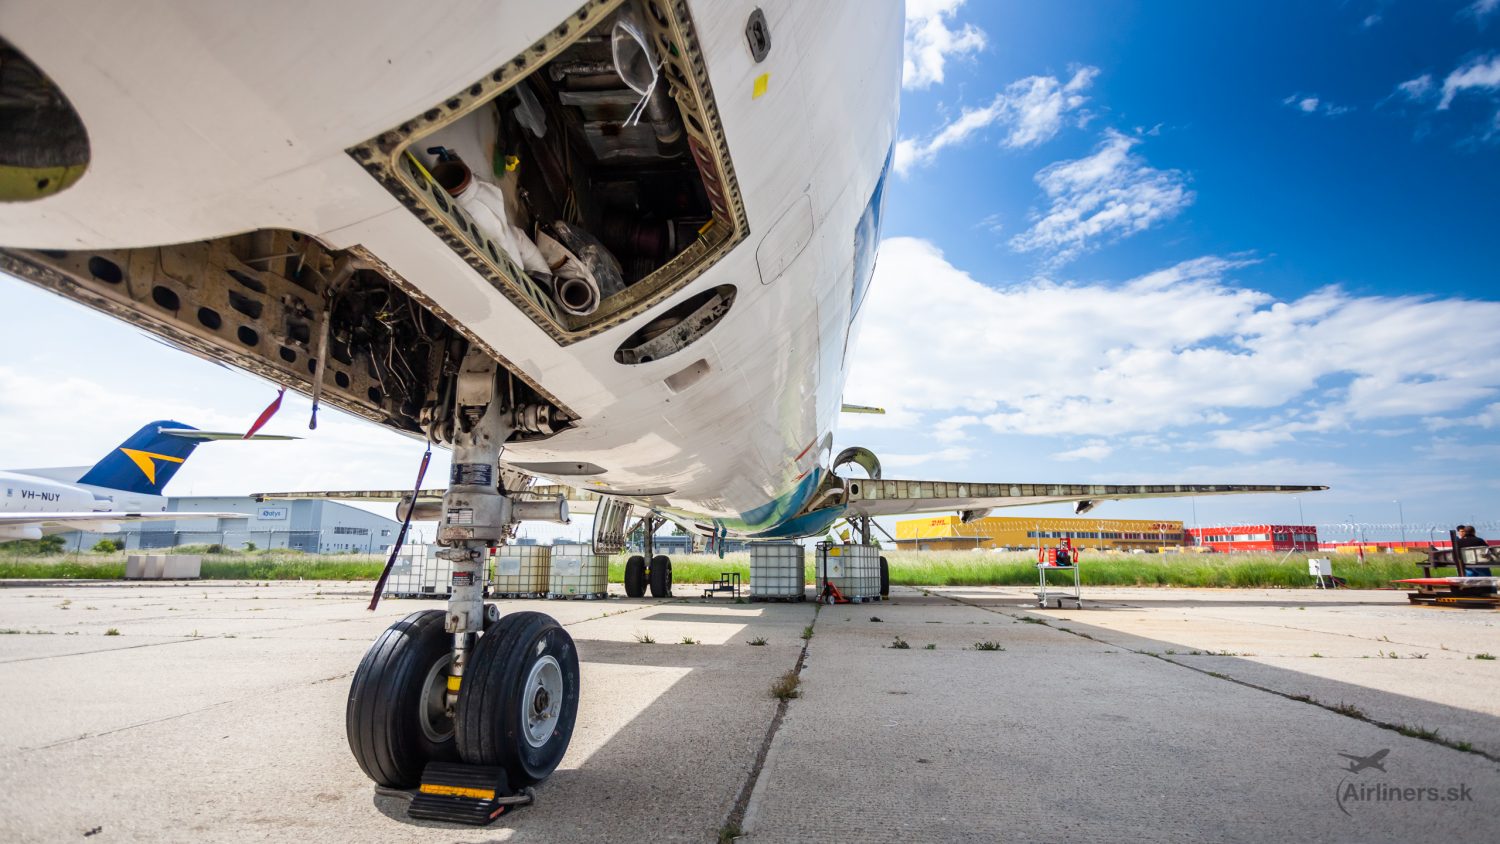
[0, 421, 289, 541]
[0, 0, 1323, 803]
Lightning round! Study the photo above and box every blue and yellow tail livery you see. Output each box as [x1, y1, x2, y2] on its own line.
[75, 420, 204, 495]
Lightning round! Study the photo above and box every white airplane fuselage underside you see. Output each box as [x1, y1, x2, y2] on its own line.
[0, 1, 904, 535]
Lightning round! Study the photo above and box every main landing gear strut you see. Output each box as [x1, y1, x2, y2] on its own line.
[623, 513, 673, 598]
[346, 350, 579, 812]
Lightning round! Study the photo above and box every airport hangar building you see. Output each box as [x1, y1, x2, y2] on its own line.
[895, 515, 1189, 552]
[895, 516, 1322, 553]
[61, 496, 402, 554]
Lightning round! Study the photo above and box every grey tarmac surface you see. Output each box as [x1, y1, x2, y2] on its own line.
[0, 580, 1496, 843]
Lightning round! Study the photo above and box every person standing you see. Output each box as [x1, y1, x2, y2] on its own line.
[1455, 525, 1491, 577]
[1454, 525, 1487, 550]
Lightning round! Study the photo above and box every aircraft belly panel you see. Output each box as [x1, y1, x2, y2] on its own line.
[0, 1, 905, 531]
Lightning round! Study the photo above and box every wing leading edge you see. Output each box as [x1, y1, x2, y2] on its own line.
[842, 480, 1328, 519]
[254, 485, 604, 516]
[0, 512, 246, 530]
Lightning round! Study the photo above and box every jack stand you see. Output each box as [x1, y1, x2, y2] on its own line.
[407, 762, 535, 825]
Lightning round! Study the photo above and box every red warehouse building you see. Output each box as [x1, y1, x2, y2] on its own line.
[1185, 525, 1319, 553]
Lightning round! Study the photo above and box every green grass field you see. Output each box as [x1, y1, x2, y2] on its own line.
[620, 550, 1425, 590]
[0, 546, 1426, 589]
[0, 547, 387, 581]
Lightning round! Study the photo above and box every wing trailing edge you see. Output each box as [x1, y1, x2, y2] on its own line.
[842, 480, 1327, 519]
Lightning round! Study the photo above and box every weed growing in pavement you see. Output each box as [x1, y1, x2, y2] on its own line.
[769, 671, 801, 701]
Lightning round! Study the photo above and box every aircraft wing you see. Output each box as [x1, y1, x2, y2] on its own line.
[156, 429, 299, 441]
[842, 480, 1327, 518]
[0, 512, 245, 531]
[254, 484, 605, 515]
[254, 489, 447, 502]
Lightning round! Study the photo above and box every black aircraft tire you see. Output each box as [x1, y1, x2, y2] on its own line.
[346, 609, 459, 788]
[624, 555, 647, 597]
[650, 555, 672, 598]
[879, 556, 890, 598]
[456, 611, 580, 786]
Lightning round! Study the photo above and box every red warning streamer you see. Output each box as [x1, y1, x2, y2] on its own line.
[244, 388, 286, 439]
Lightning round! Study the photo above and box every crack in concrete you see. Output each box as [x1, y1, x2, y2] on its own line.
[22, 670, 355, 752]
[561, 596, 688, 627]
[0, 615, 375, 664]
[931, 588, 1500, 764]
[723, 600, 820, 840]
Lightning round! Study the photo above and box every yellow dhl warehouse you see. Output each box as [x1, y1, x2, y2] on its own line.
[894, 515, 1186, 552]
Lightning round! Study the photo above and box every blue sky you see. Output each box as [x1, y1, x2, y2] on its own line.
[1, 1, 1497, 543]
[892, 0, 1499, 298]
[838, 0, 1500, 539]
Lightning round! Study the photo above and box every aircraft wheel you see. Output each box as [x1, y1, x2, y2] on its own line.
[624, 555, 647, 597]
[456, 611, 580, 786]
[879, 556, 890, 598]
[650, 555, 672, 598]
[346, 609, 458, 788]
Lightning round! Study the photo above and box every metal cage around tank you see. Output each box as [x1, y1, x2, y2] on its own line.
[548, 543, 609, 599]
[815, 542, 881, 602]
[750, 542, 806, 601]
[383, 544, 447, 598]
[490, 544, 551, 598]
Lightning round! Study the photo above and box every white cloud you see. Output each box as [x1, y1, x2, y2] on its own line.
[1393, 74, 1435, 101]
[1053, 440, 1113, 461]
[1207, 429, 1295, 454]
[1008, 130, 1193, 265]
[1466, 0, 1499, 24]
[976, 213, 1005, 235]
[895, 66, 1099, 175]
[1424, 401, 1500, 430]
[843, 238, 1500, 453]
[903, 0, 987, 90]
[1362, 13, 1383, 28]
[879, 446, 975, 469]
[1439, 53, 1500, 109]
[1282, 93, 1353, 116]
[934, 415, 981, 443]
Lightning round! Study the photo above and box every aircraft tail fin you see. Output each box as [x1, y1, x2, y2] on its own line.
[75, 420, 204, 495]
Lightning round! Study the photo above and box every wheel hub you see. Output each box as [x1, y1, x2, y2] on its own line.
[522, 655, 564, 747]
[420, 654, 455, 743]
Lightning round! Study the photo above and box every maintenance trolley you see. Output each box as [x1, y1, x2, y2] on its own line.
[1036, 539, 1082, 609]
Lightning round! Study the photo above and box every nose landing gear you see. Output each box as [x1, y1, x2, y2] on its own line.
[346, 349, 577, 818]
